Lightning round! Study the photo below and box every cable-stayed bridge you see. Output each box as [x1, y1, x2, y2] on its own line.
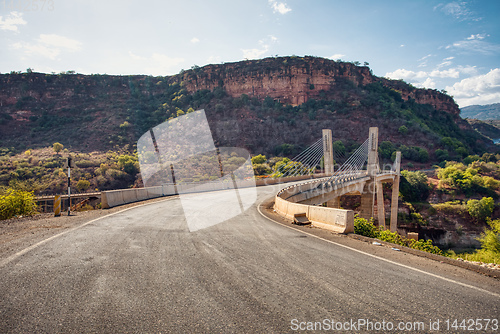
[273, 127, 401, 233]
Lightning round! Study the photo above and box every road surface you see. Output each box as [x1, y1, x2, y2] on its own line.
[0, 184, 499, 333]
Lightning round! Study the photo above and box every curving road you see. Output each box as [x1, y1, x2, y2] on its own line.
[0, 184, 499, 333]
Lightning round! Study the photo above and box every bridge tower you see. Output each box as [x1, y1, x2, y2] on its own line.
[322, 129, 334, 176]
[359, 127, 378, 220]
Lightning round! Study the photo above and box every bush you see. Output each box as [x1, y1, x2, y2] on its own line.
[479, 219, 500, 253]
[434, 149, 449, 162]
[0, 188, 37, 220]
[449, 219, 500, 264]
[354, 216, 379, 238]
[76, 179, 91, 192]
[400, 170, 430, 202]
[117, 154, 139, 175]
[354, 215, 442, 255]
[251, 154, 267, 165]
[467, 197, 494, 222]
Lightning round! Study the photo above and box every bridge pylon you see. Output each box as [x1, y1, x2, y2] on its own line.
[322, 129, 334, 176]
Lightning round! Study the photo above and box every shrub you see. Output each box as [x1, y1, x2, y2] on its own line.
[354, 215, 442, 255]
[354, 216, 379, 238]
[479, 219, 500, 253]
[76, 179, 91, 192]
[434, 149, 449, 162]
[0, 188, 37, 220]
[251, 154, 267, 165]
[253, 163, 271, 176]
[400, 170, 430, 202]
[467, 197, 494, 222]
[117, 154, 139, 175]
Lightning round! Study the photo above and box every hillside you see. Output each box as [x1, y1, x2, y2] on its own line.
[461, 103, 500, 120]
[467, 119, 500, 142]
[0, 56, 495, 163]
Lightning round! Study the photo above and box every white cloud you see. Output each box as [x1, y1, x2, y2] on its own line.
[190, 37, 200, 44]
[128, 52, 184, 75]
[241, 47, 269, 60]
[0, 11, 26, 32]
[385, 69, 427, 80]
[445, 35, 500, 55]
[418, 54, 433, 67]
[418, 54, 432, 61]
[11, 34, 82, 60]
[39, 34, 82, 52]
[437, 57, 454, 69]
[446, 68, 500, 107]
[206, 55, 222, 64]
[269, 0, 291, 14]
[329, 54, 346, 60]
[434, 1, 482, 21]
[467, 33, 486, 40]
[429, 68, 459, 78]
[241, 36, 278, 60]
[456, 65, 477, 75]
[417, 78, 436, 89]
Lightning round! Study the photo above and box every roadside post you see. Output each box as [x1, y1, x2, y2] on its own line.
[54, 195, 61, 217]
[64, 156, 76, 216]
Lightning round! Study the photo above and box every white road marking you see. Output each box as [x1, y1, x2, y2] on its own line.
[257, 198, 500, 299]
[0, 197, 177, 268]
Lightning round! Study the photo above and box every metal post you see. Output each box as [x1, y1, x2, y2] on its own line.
[68, 165, 71, 216]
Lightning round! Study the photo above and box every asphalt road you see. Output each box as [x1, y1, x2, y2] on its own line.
[0, 184, 499, 333]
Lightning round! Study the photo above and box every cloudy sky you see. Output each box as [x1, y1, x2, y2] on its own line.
[0, 0, 499, 107]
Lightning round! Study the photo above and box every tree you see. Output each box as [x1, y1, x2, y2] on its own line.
[53, 142, 64, 154]
[117, 154, 139, 175]
[434, 149, 449, 162]
[332, 140, 346, 156]
[400, 170, 431, 202]
[467, 197, 494, 222]
[398, 125, 408, 135]
[478, 219, 500, 253]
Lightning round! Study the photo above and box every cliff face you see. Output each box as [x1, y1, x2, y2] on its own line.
[0, 56, 487, 157]
[175, 56, 461, 117]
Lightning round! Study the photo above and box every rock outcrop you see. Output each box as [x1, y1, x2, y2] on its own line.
[174, 56, 461, 117]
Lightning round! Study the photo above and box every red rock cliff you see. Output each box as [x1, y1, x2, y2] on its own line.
[174, 56, 460, 117]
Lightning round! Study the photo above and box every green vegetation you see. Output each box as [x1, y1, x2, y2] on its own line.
[447, 219, 500, 264]
[353, 215, 442, 255]
[437, 161, 500, 196]
[400, 170, 430, 202]
[0, 188, 37, 220]
[467, 197, 494, 223]
[52, 142, 63, 154]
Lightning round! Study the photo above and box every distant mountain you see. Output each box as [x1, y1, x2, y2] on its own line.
[467, 119, 500, 142]
[460, 103, 500, 120]
[0, 56, 495, 162]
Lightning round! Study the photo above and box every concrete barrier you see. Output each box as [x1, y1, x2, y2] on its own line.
[101, 174, 322, 209]
[274, 178, 354, 234]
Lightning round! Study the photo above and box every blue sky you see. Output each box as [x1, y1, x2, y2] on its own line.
[0, 0, 499, 107]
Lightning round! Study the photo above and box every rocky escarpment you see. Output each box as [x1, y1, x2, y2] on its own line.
[174, 56, 461, 118]
[0, 56, 491, 157]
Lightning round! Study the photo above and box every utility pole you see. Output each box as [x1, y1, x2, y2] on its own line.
[65, 155, 76, 216]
